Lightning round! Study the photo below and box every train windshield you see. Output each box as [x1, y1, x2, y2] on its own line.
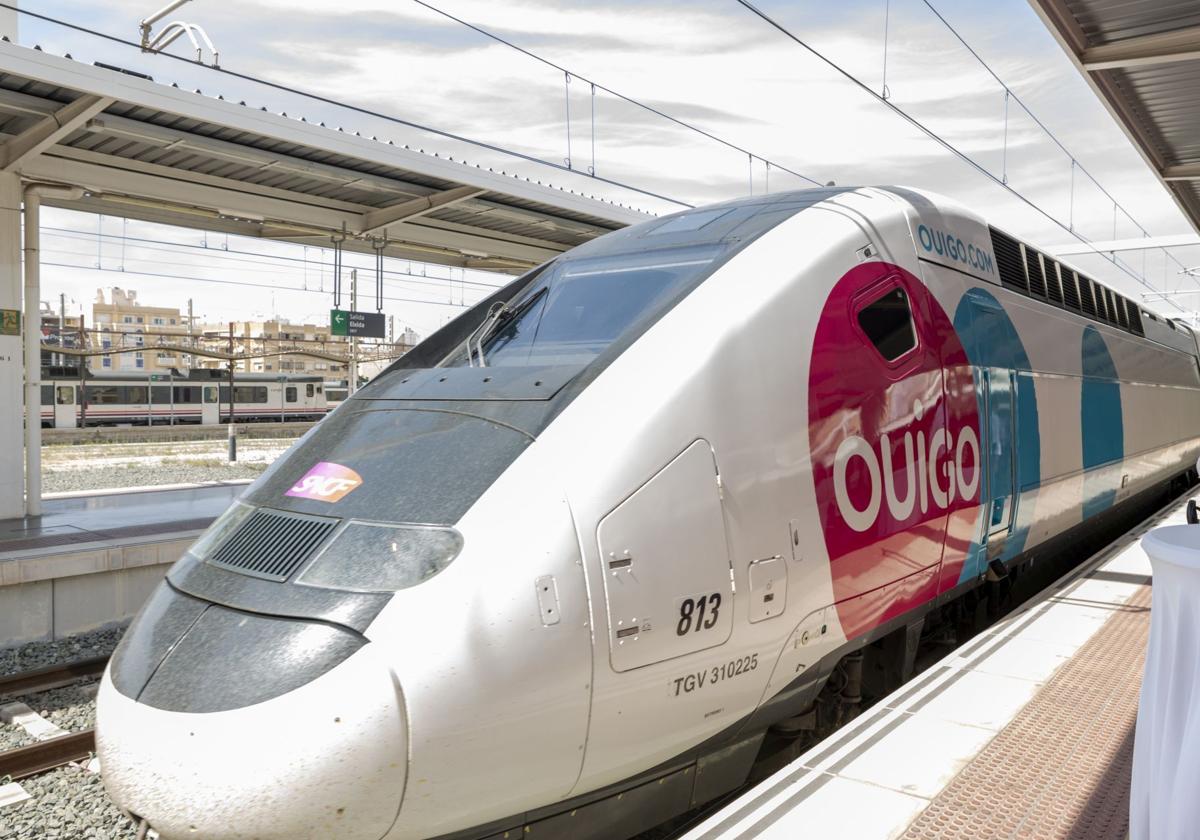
[440, 245, 721, 368]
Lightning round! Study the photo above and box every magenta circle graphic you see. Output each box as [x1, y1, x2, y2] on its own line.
[808, 262, 982, 639]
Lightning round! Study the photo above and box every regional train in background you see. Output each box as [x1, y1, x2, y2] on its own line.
[37, 368, 330, 426]
[97, 186, 1200, 840]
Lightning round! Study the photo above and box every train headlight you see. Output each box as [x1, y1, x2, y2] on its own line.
[296, 521, 464, 593]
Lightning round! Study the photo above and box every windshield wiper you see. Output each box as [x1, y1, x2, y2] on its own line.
[467, 288, 548, 367]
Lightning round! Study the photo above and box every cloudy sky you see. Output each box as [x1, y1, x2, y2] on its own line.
[15, 0, 1200, 333]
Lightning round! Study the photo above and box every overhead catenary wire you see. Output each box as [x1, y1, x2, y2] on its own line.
[41, 259, 475, 311]
[731, 0, 1194, 315]
[41, 243, 491, 309]
[409, 0, 825, 189]
[918, 0, 1197, 284]
[42, 225, 506, 292]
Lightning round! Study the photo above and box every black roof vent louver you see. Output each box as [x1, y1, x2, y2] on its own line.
[1044, 259, 1064, 305]
[1128, 303, 1144, 336]
[208, 508, 338, 582]
[990, 228, 1027, 295]
[1079, 275, 1099, 318]
[1115, 295, 1130, 330]
[1061, 268, 1082, 312]
[1024, 247, 1048, 299]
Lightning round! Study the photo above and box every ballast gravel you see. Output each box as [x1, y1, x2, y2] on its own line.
[0, 682, 102, 752]
[0, 766, 139, 840]
[0, 627, 125, 676]
[2, 627, 123, 749]
[1, 628, 137, 837]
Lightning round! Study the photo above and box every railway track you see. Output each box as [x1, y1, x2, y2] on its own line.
[0, 655, 109, 780]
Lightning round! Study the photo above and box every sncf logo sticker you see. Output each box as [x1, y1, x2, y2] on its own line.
[285, 461, 363, 503]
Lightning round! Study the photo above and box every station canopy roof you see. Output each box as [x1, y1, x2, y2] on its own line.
[0, 40, 649, 274]
[1031, 0, 1200, 234]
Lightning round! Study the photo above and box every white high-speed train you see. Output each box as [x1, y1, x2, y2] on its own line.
[97, 187, 1200, 840]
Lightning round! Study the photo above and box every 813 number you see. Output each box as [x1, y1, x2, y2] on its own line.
[677, 593, 721, 636]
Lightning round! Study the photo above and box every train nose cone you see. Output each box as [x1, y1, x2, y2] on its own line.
[97, 639, 406, 840]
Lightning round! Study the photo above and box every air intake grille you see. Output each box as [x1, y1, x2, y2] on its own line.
[1044, 260, 1064, 305]
[1079, 276, 1098, 318]
[1115, 295, 1130, 329]
[1128, 304, 1144, 336]
[1061, 269, 1082, 312]
[990, 228, 1027, 294]
[1024, 247, 1047, 299]
[209, 508, 338, 581]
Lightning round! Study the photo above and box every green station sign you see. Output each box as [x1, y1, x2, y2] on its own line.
[331, 309, 386, 338]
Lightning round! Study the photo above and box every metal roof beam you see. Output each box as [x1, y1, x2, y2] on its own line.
[1082, 25, 1200, 71]
[0, 94, 113, 171]
[358, 186, 485, 236]
[1163, 163, 1200, 181]
[0, 87, 612, 238]
[21, 152, 561, 266]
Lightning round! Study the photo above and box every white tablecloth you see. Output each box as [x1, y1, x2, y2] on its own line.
[1132, 524, 1200, 840]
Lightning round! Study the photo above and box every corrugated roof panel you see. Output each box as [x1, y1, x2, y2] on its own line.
[1034, 0, 1200, 234]
[1065, 0, 1200, 44]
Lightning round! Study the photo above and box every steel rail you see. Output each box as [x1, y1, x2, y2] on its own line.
[0, 656, 110, 698]
[0, 730, 96, 780]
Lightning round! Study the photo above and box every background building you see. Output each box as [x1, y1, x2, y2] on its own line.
[91, 288, 188, 374]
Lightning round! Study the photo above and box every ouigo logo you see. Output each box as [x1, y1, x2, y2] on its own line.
[286, 461, 363, 503]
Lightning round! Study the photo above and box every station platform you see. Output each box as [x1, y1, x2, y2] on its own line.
[684, 493, 1187, 840]
[0, 482, 245, 646]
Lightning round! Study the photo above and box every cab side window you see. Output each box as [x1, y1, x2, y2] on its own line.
[857, 286, 917, 362]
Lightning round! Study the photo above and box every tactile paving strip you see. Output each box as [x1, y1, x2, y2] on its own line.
[900, 584, 1151, 840]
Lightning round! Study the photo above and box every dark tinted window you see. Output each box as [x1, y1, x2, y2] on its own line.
[286, 386, 297, 403]
[440, 246, 721, 368]
[219, 386, 269, 404]
[40, 384, 52, 405]
[173, 386, 202, 403]
[857, 286, 917, 362]
[85, 385, 148, 404]
[151, 386, 170, 403]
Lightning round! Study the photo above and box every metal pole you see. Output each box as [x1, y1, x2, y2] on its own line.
[227, 416, 237, 462]
[146, 371, 152, 426]
[22, 191, 41, 516]
[227, 321, 234, 424]
[169, 371, 174, 426]
[187, 297, 193, 372]
[279, 375, 284, 424]
[78, 312, 86, 427]
[58, 292, 65, 367]
[349, 269, 358, 396]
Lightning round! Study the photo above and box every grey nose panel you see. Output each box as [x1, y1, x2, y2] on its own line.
[110, 582, 209, 702]
[137, 604, 365, 713]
